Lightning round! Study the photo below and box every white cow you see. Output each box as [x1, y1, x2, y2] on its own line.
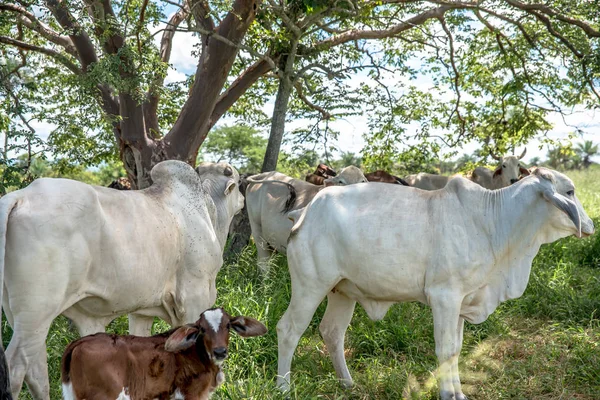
[403, 172, 452, 190]
[277, 167, 593, 400]
[0, 161, 244, 399]
[246, 166, 367, 271]
[470, 148, 529, 189]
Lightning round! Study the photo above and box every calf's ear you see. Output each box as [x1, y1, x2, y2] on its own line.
[165, 325, 201, 353]
[519, 167, 530, 176]
[543, 189, 581, 237]
[493, 167, 502, 178]
[230, 316, 268, 338]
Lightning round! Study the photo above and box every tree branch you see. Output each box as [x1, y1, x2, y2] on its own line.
[0, 4, 78, 56]
[294, 80, 331, 120]
[81, 0, 125, 54]
[439, 15, 465, 132]
[45, 0, 100, 70]
[502, 0, 600, 38]
[266, 0, 302, 37]
[308, 5, 456, 54]
[160, 7, 189, 63]
[0, 35, 81, 74]
[166, 0, 261, 162]
[187, 0, 215, 52]
[523, 9, 583, 58]
[208, 57, 276, 130]
[143, 6, 190, 136]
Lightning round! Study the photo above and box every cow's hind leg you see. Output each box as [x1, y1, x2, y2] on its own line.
[7, 318, 53, 400]
[128, 314, 155, 336]
[276, 279, 331, 391]
[319, 290, 356, 388]
[248, 219, 271, 273]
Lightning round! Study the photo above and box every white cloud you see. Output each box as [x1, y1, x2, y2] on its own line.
[164, 68, 187, 84]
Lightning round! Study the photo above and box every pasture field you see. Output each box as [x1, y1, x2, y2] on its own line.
[3, 167, 600, 399]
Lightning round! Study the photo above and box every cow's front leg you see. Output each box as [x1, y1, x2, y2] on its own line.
[428, 290, 463, 400]
[452, 317, 467, 400]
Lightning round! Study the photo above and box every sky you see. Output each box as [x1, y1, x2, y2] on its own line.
[7, 8, 600, 165]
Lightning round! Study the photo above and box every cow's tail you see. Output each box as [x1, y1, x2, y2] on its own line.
[395, 177, 410, 186]
[0, 193, 20, 347]
[287, 206, 307, 242]
[245, 175, 297, 214]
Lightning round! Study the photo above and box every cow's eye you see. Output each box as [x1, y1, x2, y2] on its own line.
[502, 165, 506, 168]
[567, 190, 574, 196]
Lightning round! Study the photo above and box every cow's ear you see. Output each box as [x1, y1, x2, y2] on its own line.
[493, 167, 502, 177]
[543, 188, 581, 237]
[229, 316, 267, 338]
[519, 166, 530, 176]
[165, 325, 201, 353]
[224, 179, 236, 196]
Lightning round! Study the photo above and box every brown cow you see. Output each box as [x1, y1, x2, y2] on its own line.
[365, 170, 409, 185]
[315, 163, 337, 178]
[305, 163, 337, 186]
[107, 177, 132, 190]
[61, 308, 267, 400]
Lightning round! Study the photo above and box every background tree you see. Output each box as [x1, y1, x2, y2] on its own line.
[546, 144, 576, 170]
[199, 125, 267, 173]
[1, 0, 265, 188]
[1, 0, 600, 187]
[576, 140, 598, 169]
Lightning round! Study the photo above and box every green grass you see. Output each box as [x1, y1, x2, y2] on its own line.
[3, 167, 600, 399]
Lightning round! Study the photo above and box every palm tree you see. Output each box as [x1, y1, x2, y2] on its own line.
[576, 140, 598, 169]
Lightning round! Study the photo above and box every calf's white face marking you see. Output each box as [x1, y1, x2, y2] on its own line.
[204, 309, 224, 333]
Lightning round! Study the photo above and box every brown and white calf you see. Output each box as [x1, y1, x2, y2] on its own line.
[61, 308, 267, 400]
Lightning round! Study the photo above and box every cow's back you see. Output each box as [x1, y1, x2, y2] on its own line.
[4, 178, 181, 316]
[287, 181, 482, 304]
[246, 172, 321, 253]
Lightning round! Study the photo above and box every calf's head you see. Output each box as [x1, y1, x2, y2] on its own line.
[492, 148, 530, 186]
[164, 308, 267, 365]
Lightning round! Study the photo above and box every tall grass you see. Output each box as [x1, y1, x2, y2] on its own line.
[3, 167, 600, 399]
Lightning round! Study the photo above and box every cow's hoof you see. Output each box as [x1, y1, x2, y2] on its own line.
[439, 391, 468, 400]
[340, 379, 353, 389]
[439, 391, 455, 400]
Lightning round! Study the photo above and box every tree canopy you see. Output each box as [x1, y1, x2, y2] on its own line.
[1, 0, 599, 187]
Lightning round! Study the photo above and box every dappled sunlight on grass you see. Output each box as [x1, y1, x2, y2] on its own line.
[2, 168, 600, 399]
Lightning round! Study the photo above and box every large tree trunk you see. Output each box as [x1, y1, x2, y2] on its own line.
[261, 38, 298, 172]
[111, 0, 264, 189]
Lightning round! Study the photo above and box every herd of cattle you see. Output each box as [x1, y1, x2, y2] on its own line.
[0, 148, 594, 400]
